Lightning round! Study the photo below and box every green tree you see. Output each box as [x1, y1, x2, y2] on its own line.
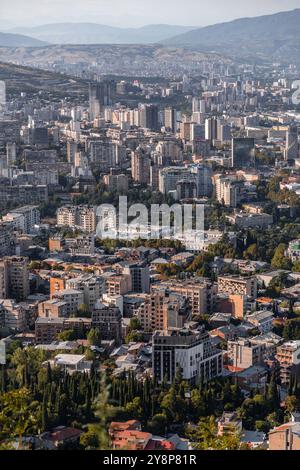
[80, 429, 100, 450]
[147, 413, 168, 435]
[87, 328, 102, 347]
[271, 244, 292, 270]
[187, 416, 242, 450]
[0, 388, 39, 449]
[84, 375, 111, 450]
[57, 329, 77, 341]
[285, 395, 299, 414]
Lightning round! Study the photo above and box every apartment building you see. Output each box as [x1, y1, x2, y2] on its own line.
[35, 317, 92, 344]
[38, 299, 68, 319]
[103, 171, 128, 194]
[0, 299, 26, 331]
[35, 317, 65, 344]
[214, 175, 240, 208]
[159, 166, 191, 194]
[152, 327, 223, 385]
[92, 305, 122, 344]
[0, 221, 15, 257]
[57, 205, 96, 232]
[131, 148, 150, 185]
[227, 338, 265, 370]
[2, 257, 30, 301]
[269, 422, 300, 450]
[105, 274, 132, 296]
[67, 234, 95, 256]
[152, 278, 214, 316]
[122, 263, 150, 294]
[2, 205, 40, 233]
[276, 341, 300, 385]
[0, 259, 8, 298]
[50, 276, 66, 297]
[218, 275, 257, 299]
[215, 293, 246, 319]
[52, 289, 84, 316]
[246, 310, 274, 334]
[49, 236, 65, 253]
[227, 212, 273, 229]
[136, 289, 189, 332]
[66, 275, 105, 311]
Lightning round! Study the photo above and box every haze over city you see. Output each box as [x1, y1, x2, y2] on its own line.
[2, 0, 300, 460]
[1, 0, 300, 27]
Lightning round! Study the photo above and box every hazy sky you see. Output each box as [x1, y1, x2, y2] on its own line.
[1, 0, 300, 28]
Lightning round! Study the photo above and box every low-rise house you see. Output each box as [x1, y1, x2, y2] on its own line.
[251, 332, 283, 356]
[246, 310, 274, 334]
[208, 312, 232, 328]
[234, 365, 268, 393]
[49, 354, 92, 375]
[36, 426, 83, 450]
[217, 412, 243, 436]
[209, 325, 238, 342]
[240, 430, 266, 449]
[109, 420, 175, 450]
[257, 270, 290, 288]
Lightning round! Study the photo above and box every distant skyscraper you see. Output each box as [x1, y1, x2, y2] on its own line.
[32, 127, 49, 146]
[192, 98, 206, 114]
[285, 127, 299, 161]
[164, 107, 177, 132]
[191, 164, 213, 197]
[6, 143, 16, 167]
[217, 122, 231, 143]
[231, 137, 255, 168]
[139, 104, 159, 131]
[205, 117, 218, 142]
[67, 141, 78, 165]
[0, 80, 6, 116]
[89, 81, 115, 120]
[131, 147, 150, 185]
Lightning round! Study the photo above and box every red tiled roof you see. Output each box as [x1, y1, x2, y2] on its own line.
[46, 427, 83, 442]
[145, 439, 175, 450]
[109, 420, 141, 433]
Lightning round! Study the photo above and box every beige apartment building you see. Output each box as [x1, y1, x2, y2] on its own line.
[276, 341, 300, 385]
[152, 278, 214, 316]
[52, 289, 84, 316]
[227, 338, 265, 369]
[57, 205, 96, 232]
[218, 275, 257, 299]
[105, 274, 132, 296]
[136, 289, 189, 332]
[269, 422, 300, 450]
[0, 257, 30, 301]
[0, 299, 26, 331]
[38, 299, 68, 319]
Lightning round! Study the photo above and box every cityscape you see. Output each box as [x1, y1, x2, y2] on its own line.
[1, 1, 300, 458]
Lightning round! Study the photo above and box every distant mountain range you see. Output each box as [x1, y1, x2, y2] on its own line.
[0, 32, 47, 47]
[161, 9, 300, 63]
[1, 9, 300, 64]
[8, 23, 196, 45]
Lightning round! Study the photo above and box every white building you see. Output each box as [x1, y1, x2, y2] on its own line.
[3, 205, 40, 233]
[246, 310, 274, 334]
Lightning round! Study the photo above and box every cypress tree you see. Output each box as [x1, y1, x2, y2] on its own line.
[41, 393, 49, 432]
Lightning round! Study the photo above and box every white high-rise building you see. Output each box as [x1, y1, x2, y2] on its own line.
[0, 80, 6, 116]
